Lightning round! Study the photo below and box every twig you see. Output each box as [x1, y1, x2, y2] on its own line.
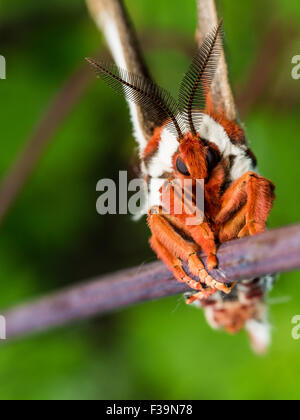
[3, 225, 300, 339]
[197, 0, 237, 121]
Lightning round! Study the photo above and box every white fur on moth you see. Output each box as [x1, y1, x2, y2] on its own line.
[144, 114, 255, 209]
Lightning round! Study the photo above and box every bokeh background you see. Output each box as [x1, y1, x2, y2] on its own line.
[0, 0, 300, 400]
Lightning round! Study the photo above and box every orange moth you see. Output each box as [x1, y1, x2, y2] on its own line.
[87, 17, 275, 354]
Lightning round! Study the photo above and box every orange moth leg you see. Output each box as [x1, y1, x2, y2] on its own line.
[216, 172, 275, 241]
[215, 175, 248, 225]
[162, 181, 219, 272]
[148, 208, 229, 294]
[243, 172, 275, 235]
[219, 204, 247, 243]
[149, 235, 215, 299]
[188, 222, 218, 271]
[186, 291, 212, 305]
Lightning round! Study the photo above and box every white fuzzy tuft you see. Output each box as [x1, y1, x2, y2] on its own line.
[196, 114, 255, 181]
[147, 124, 179, 178]
[148, 178, 166, 208]
[246, 319, 271, 355]
[203, 306, 221, 330]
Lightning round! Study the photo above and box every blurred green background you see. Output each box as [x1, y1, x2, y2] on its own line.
[0, 0, 299, 400]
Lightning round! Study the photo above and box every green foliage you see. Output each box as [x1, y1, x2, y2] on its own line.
[0, 0, 299, 400]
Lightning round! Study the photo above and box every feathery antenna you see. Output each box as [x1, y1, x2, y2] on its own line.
[179, 20, 224, 135]
[86, 58, 185, 140]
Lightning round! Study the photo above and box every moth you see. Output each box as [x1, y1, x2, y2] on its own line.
[87, 12, 275, 353]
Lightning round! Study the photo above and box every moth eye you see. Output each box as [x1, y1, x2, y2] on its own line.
[206, 148, 220, 172]
[176, 157, 190, 176]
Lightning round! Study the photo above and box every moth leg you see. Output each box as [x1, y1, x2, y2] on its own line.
[240, 172, 275, 237]
[187, 222, 218, 271]
[216, 172, 275, 241]
[185, 291, 215, 305]
[218, 204, 247, 243]
[148, 207, 230, 294]
[149, 235, 215, 299]
[162, 180, 219, 271]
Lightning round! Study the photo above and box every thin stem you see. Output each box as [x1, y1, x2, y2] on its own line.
[3, 225, 300, 340]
